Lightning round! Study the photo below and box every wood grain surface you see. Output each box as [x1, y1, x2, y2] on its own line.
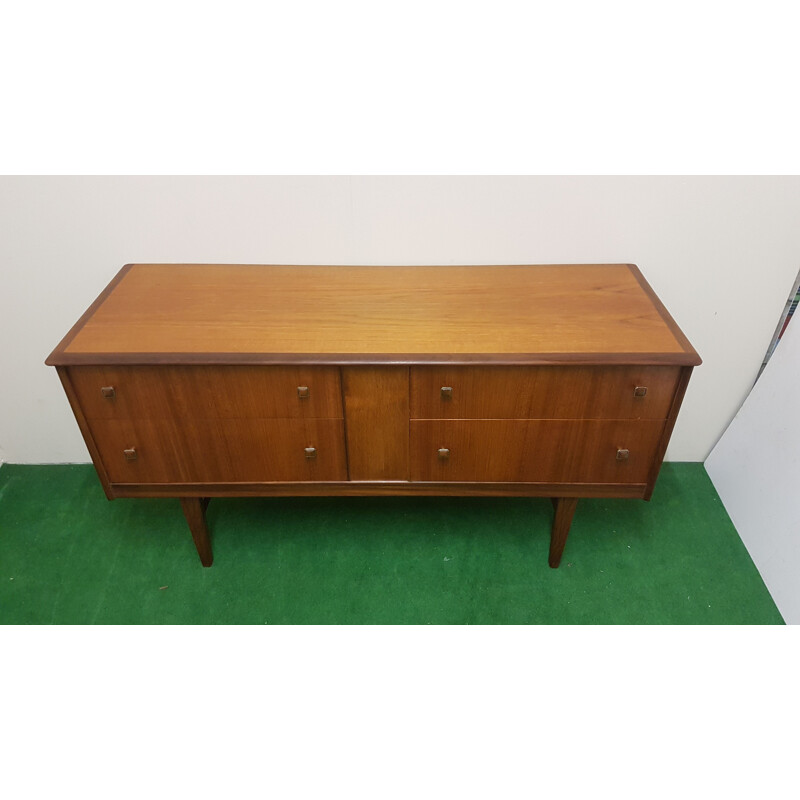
[342, 366, 409, 480]
[180, 498, 213, 567]
[88, 417, 347, 483]
[410, 419, 665, 483]
[49, 264, 700, 364]
[549, 497, 579, 568]
[56, 366, 114, 499]
[109, 481, 649, 498]
[645, 365, 694, 499]
[410, 365, 680, 420]
[68, 365, 343, 420]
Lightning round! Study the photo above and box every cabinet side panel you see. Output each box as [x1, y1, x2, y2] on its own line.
[342, 366, 409, 480]
[57, 367, 115, 499]
[644, 365, 694, 500]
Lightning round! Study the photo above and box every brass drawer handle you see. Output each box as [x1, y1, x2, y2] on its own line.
[440, 386, 453, 399]
[633, 386, 647, 397]
[101, 386, 116, 399]
[616, 449, 629, 461]
[123, 448, 137, 461]
[438, 448, 450, 460]
[297, 386, 310, 399]
[304, 447, 317, 459]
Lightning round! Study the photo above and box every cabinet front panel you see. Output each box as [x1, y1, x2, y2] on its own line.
[69, 366, 343, 420]
[90, 417, 347, 483]
[410, 366, 680, 420]
[342, 366, 410, 480]
[410, 419, 665, 483]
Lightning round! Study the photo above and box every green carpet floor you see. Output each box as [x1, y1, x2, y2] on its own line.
[0, 462, 783, 624]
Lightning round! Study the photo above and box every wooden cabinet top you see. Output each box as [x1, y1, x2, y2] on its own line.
[47, 263, 701, 366]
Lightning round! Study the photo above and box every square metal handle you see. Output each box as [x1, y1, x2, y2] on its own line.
[441, 386, 453, 399]
[297, 386, 310, 399]
[304, 447, 317, 459]
[101, 386, 116, 399]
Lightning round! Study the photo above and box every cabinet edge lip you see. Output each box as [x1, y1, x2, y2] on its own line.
[45, 351, 703, 367]
[45, 264, 135, 367]
[625, 264, 701, 365]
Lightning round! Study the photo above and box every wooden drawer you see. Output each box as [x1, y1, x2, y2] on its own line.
[89, 417, 347, 483]
[410, 366, 680, 420]
[69, 366, 343, 420]
[410, 419, 665, 484]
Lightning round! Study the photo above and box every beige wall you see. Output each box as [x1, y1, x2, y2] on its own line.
[1, 175, 799, 463]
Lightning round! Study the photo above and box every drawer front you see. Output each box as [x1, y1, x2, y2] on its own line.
[90, 418, 347, 483]
[69, 366, 343, 420]
[410, 419, 664, 483]
[410, 366, 680, 420]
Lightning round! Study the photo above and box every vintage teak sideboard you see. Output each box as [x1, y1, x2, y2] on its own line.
[46, 264, 700, 567]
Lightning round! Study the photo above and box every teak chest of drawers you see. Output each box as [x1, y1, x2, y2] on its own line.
[46, 264, 701, 567]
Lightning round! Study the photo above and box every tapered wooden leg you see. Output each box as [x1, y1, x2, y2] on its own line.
[549, 497, 578, 568]
[180, 497, 213, 567]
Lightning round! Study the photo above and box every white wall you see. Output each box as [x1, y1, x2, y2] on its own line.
[705, 311, 800, 623]
[1, 176, 799, 464]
